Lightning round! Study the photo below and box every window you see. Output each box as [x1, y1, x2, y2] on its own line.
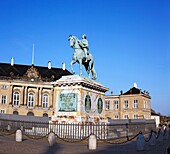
[43, 113, 48, 117]
[2, 85, 7, 89]
[13, 92, 20, 107]
[114, 115, 119, 119]
[134, 114, 138, 119]
[124, 114, 129, 119]
[13, 111, 18, 115]
[0, 110, 5, 114]
[145, 100, 150, 109]
[143, 100, 146, 108]
[1, 95, 7, 104]
[28, 93, 34, 108]
[143, 100, 148, 108]
[144, 115, 149, 119]
[133, 100, 138, 108]
[27, 112, 34, 116]
[114, 100, 119, 110]
[124, 100, 129, 109]
[42, 94, 48, 108]
[105, 101, 110, 110]
[148, 101, 150, 109]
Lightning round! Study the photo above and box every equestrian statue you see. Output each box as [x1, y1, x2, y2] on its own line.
[68, 34, 97, 80]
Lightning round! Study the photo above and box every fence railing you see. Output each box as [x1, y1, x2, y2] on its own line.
[0, 118, 156, 140]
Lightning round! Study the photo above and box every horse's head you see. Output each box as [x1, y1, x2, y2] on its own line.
[68, 35, 76, 48]
[68, 35, 80, 49]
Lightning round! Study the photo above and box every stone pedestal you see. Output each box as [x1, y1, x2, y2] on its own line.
[149, 132, 156, 146]
[89, 135, 97, 150]
[51, 75, 109, 123]
[16, 130, 22, 142]
[136, 134, 145, 151]
[48, 132, 56, 146]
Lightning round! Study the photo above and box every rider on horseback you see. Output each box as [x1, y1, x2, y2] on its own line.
[78, 34, 89, 62]
[68, 34, 97, 80]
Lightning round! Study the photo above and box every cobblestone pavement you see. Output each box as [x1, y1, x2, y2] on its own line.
[0, 135, 169, 154]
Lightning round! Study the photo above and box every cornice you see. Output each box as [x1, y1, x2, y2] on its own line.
[52, 75, 109, 93]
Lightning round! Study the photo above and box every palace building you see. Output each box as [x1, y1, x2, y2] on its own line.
[105, 84, 151, 120]
[0, 60, 151, 120]
[0, 61, 72, 117]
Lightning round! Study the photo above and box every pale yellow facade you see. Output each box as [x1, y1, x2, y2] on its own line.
[105, 89, 151, 120]
[0, 80, 56, 117]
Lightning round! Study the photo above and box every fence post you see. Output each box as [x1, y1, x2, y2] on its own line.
[136, 133, 145, 151]
[16, 130, 22, 142]
[164, 128, 169, 140]
[158, 129, 164, 141]
[167, 144, 170, 154]
[167, 127, 170, 139]
[7, 124, 11, 131]
[149, 132, 156, 146]
[48, 132, 56, 146]
[20, 125, 24, 131]
[89, 134, 97, 150]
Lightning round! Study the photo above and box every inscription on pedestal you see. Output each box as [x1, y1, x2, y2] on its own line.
[58, 93, 77, 112]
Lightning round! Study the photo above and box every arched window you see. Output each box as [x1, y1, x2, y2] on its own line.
[28, 93, 34, 108]
[27, 112, 34, 116]
[13, 111, 18, 115]
[42, 94, 48, 109]
[13, 92, 20, 107]
[43, 113, 48, 117]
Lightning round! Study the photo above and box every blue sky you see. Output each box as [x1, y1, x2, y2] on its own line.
[0, 0, 169, 115]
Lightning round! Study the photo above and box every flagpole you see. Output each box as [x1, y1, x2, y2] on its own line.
[32, 43, 34, 65]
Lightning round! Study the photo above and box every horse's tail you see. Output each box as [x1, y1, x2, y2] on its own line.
[89, 54, 97, 80]
[91, 63, 97, 80]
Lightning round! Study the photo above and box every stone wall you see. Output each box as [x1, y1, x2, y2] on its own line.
[0, 114, 50, 123]
[108, 119, 156, 138]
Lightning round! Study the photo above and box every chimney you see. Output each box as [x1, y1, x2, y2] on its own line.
[11, 57, 14, 66]
[62, 62, 66, 70]
[48, 61, 51, 69]
[111, 91, 113, 95]
[133, 83, 137, 88]
[120, 90, 123, 95]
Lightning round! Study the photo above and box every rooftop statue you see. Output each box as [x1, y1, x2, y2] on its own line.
[68, 34, 97, 80]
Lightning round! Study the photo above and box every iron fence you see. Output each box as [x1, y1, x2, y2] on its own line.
[0, 118, 156, 140]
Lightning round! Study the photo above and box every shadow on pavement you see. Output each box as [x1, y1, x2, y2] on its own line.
[43, 143, 62, 154]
